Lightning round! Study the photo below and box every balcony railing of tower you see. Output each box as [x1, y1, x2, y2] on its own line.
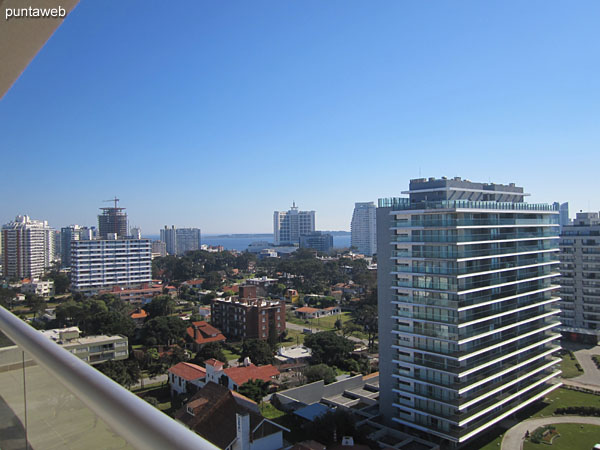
[378, 197, 559, 212]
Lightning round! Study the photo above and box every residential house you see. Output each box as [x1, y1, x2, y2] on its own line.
[174, 382, 288, 450]
[186, 321, 226, 352]
[168, 362, 207, 397]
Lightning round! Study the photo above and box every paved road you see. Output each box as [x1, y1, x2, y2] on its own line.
[501, 416, 600, 450]
[132, 374, 168, 390]
[285, 322, 369, 345]
[571, 346, 600, 387]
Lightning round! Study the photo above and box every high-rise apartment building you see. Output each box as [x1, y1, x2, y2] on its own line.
[273, 203, 315, 245]
[377, 177, 561, 444]
[71, 237, 152, 292]
[175, 228, 201, 255]
[553, 202, 570, 229]
[558, 212, 600, 344]
[299, 231, 333, 253]
[160, 226, 177, 255]
[2, 215, 55, 279]
[60, 225, 94, 268]
[351, 202, 377, 256]
[98, 200, 128, 239]
[159, 226, 201, 255]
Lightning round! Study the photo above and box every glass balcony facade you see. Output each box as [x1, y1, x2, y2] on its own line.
[382, 198, 561, 444]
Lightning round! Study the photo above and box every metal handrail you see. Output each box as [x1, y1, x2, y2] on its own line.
[0, 306, 219, 450]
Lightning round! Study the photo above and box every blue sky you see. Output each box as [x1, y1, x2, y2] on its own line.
[1, 1, 599, 233]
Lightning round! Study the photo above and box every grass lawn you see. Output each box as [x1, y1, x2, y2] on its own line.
[515, 387, 600, 420]
[259, 402, 286, 419]
[280, 328, 305, 347]
[223, 348, 241, 361]
[134, 385, 173, 414]
[559, 352, 584, 378]
[524, 423, 600, 450]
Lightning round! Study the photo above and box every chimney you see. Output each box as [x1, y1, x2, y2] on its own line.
[233, 413, 250, 450]
[243, 357, 251, 367]
[194, 324, 199, 340]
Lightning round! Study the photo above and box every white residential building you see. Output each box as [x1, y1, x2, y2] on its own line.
[160, 226, 201, 255]
[2, 215, 55, 280]
[377, 177, 561, 445]
[21, 279, 55, 297]
[41, 327, 128, 365]
[559, 211, 600, 343]
[273, 203, 315, 245]
[351, 201, 377, 256]
[70, 238, 152, 292]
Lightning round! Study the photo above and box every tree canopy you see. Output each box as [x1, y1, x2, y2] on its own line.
[239, 339, 274, 366]
[304, 331, 354, 368]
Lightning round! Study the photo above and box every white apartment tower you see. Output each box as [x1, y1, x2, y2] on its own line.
[159, 226, 201, 255]
[273, 203, 315, 245]
[558, 212, 600, 344]
[351, 202, 377, 256]
[2, 215, 55, 279]
[377, 177, 561, 445]
[70, 237, 152, 292]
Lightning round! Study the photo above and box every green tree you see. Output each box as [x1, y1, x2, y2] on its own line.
[237, 379, 269, 403]
[46, 270, 70, 294]
[305, 363, 336, 384]
[97, 359, 141, 390]
[141, 316, 186, 346]
[192, 342, 227, 365]
[25, 294, 46, 318]
[145, 295, 175, 318]
[239, 339, 274, 365]
[304, 331, 353, 368]
[353, 304, 378, 351]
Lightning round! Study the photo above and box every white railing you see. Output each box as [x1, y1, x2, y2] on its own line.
[0, 305, 219, 450]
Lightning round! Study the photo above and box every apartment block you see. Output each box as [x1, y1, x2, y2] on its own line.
[559, 212, 600, 344]
[70, 238, 152, 292]
[273, 203, 315, 245]
[351, 201, 377, 256]
[2, 215, 55, 280]
[378, 177, 561, 444]
[41, 327, 128, 365]
[299, 231, 333, 253]
[211, 294, 285, 341]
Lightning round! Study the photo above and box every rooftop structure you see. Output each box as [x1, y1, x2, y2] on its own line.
[98, 198, 128, 239]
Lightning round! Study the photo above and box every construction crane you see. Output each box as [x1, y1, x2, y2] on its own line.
[103, 196, 120, 209]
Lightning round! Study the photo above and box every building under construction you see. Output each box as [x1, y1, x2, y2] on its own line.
[98, 198, 128, 239]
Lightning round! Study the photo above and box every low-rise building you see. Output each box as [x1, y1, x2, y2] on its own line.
[99, 282, 163, 305]
[295, 306, 341, 320]
[185, 321, 226, 352]
[129, 308, 148, 327]
[40, 327, 128, 365]
[204, 358, 280, 391]
[21, 278, 54, 297]
[168, 362, 207, 397]
[174, 382, 288, 450]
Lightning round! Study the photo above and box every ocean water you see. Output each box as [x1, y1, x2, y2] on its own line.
[144, 234, 351, 251]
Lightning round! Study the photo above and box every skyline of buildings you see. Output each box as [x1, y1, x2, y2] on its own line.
[160, 225, 202, 255]
[377, 177, 561, 444]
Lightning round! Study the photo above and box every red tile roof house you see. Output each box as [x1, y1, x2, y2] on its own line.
[185, 321, 226, 352]
[129, 308, 148, 328]
[294, 306, 321, 319]
[168, 362, 207, 397]
[204, 358, 281, 392]
[175, 382, 288, 450]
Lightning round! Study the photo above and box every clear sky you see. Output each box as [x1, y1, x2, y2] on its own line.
[1, 1, 599, 233]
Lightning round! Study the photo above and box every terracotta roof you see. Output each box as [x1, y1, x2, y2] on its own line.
[184, 279, 204, 286]
[224, 364, 279, 386]
[168, 362, 206, 381]
[323, 306, 339, 311]
[130, 309, 148, 320]
[296, 306, 320, 313]
[187, 321, 226, 345]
